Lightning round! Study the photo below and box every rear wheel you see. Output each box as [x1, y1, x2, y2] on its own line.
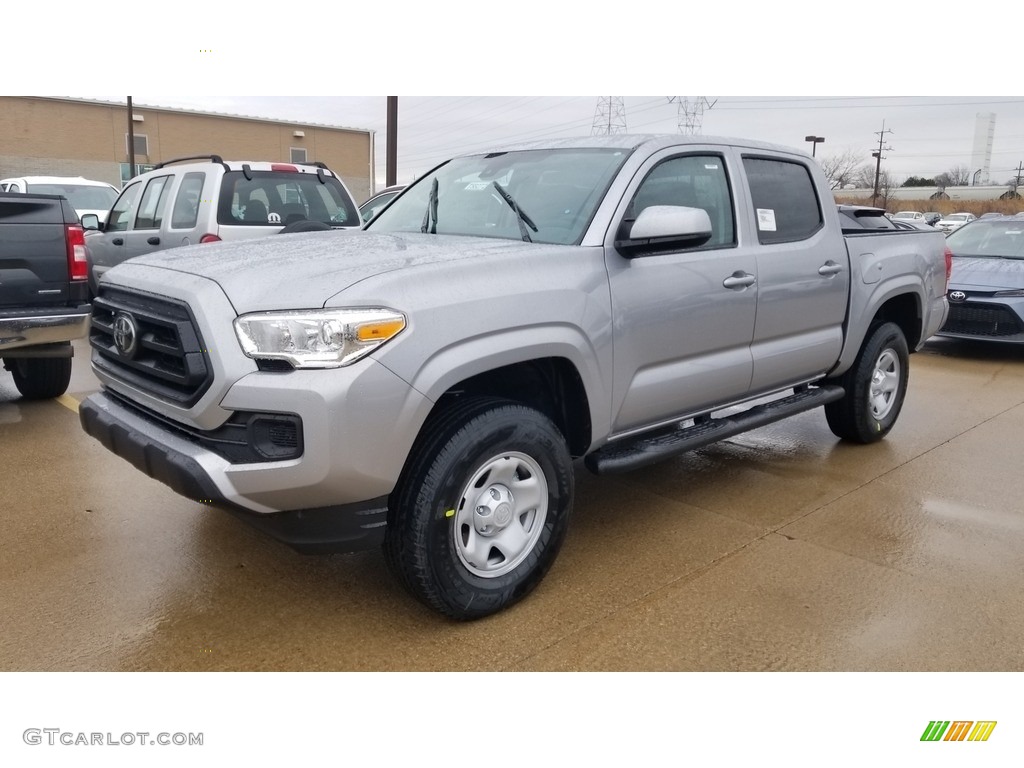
[384, 397, 573, 620]
[7, 355, 73, 400]
[825, 321, 909, 443]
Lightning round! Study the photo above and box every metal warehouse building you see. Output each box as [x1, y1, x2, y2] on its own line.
[0, 96, 375, 203]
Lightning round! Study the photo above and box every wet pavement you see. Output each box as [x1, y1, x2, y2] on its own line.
[2, 337, 1023, 671]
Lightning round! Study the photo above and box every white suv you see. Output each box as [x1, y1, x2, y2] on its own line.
[83, 155, 361, 295]
[0, 175, 119, 224]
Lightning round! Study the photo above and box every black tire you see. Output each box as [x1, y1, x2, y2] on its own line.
[9, 356, 73, 400]
[825, 321, 909, 443]
[278, 219, 331, 234]
[384, 397, 574, 620]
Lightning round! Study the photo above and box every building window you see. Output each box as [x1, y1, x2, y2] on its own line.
[119, 163, 155, 186]
[125, 133, 149, 156]
[290, 147, 307, 164]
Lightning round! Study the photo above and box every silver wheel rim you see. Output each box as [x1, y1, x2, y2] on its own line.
[869, 348, 901, 420]
[453, 451, 548, 579]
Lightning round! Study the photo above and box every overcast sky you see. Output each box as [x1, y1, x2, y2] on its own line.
[99, 95, 1024, 192]
[19, 3, 1022, 193]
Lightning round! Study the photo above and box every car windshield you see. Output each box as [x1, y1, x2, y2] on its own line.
[946, 214, 969, 221]
[894, 212, 917, 218]
[366, 147, 630, 245]
[946, 221, 1024, 259]
[26, 183, 117, 210]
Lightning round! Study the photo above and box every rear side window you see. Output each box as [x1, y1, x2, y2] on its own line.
[743, 157, 822, 244]
[217, 171, 359, 227]
[170, 172, 205, 229]
[135, 175, 173, 230]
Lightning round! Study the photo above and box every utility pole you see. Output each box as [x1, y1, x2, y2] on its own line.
[386, 97, 398, 188]
[871, 120, 894, 207]
[127, 96, 136, 184]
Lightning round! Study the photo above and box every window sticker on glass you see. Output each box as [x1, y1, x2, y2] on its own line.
[704, 164, 719, 170]
[463, 182, 489, 190]
[757, 208, 777, 232]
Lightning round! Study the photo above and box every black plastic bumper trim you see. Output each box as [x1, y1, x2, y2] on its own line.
[79, 393, 387, 553]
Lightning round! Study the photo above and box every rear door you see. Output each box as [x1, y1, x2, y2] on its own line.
[740, 154, 849, 393]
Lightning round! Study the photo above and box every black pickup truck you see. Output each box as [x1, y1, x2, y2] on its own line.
[0, 192, 91, 398]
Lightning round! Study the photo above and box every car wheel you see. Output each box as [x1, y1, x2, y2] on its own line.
[384, 396, 574, 620]
[8, 355, 73, 400]
[825, 321, 909, 443]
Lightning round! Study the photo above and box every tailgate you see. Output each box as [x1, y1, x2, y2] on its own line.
[0, 194, 72, 308]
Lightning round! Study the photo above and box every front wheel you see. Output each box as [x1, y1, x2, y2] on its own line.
[384, 397, 574, 620]
[825, 321, 909, 443]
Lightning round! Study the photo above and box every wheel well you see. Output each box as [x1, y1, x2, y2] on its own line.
[434, 358, 592, 457]
[871, 293, 922, 349]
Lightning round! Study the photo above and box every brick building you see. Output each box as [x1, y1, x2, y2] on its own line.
[0, 96, 375, 202]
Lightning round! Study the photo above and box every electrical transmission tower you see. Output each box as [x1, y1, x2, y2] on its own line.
[591, 97, 627, 135]
[668, 97, 717, 135]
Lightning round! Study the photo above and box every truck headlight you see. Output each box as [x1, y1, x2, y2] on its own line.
[233, 308, 406, 369]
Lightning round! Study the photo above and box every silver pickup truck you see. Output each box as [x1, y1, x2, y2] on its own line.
[79, 135, 950, 619]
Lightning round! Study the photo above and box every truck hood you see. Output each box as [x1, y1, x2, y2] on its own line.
[124, 230, 544, 313]
[949, 256, 1024, 291]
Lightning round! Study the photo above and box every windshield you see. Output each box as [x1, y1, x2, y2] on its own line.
[946, 221, 1024, 259]
[946, 214, 969, 222]
[27, 183, 117, 210]
[366, 147, 630, 245]
[894, 212, 917, 218]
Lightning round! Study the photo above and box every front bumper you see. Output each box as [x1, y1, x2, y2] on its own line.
[80, 390, 391, 553]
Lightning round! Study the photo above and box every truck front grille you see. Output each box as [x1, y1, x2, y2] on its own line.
[943, 302, 1024, 338]
[90, 286, 212, 406]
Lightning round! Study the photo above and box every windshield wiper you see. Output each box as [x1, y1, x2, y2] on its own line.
[420, 177, 439, 234]
[492, 181, 538, 242]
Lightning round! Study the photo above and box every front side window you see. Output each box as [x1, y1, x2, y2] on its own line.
[743, 157, 823, 244]
[105, 182, 143, 233]
[367, 147, 630, 245]
[625, 154, 735, 248]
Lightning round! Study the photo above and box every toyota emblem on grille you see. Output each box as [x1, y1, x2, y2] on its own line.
[948, 290, 967, 303]
[112, 312, 139, 358]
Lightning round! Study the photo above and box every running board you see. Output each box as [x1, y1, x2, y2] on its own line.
[585, 385, 846, 475]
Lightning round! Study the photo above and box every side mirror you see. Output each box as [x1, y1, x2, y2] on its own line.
[617, 205, 713, 256]
[81, 213, 101, 231]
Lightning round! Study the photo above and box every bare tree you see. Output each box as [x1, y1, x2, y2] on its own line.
[935, 165, 972, 188]
[818, 149, 867, 190]
[874, 170, 901, 208]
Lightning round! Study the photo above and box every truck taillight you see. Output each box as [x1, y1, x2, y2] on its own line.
[270, 164, 298, 172]
[66, 224, 88, 281]
[200, 234, 222, 243]
[944, 245, 953, 288]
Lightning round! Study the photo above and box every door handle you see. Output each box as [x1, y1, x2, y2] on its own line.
[722, 272, 756, 289]
[818, 261, 844, 276]
[147, 236, 161, 245]
[112, 238, 124, 246]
